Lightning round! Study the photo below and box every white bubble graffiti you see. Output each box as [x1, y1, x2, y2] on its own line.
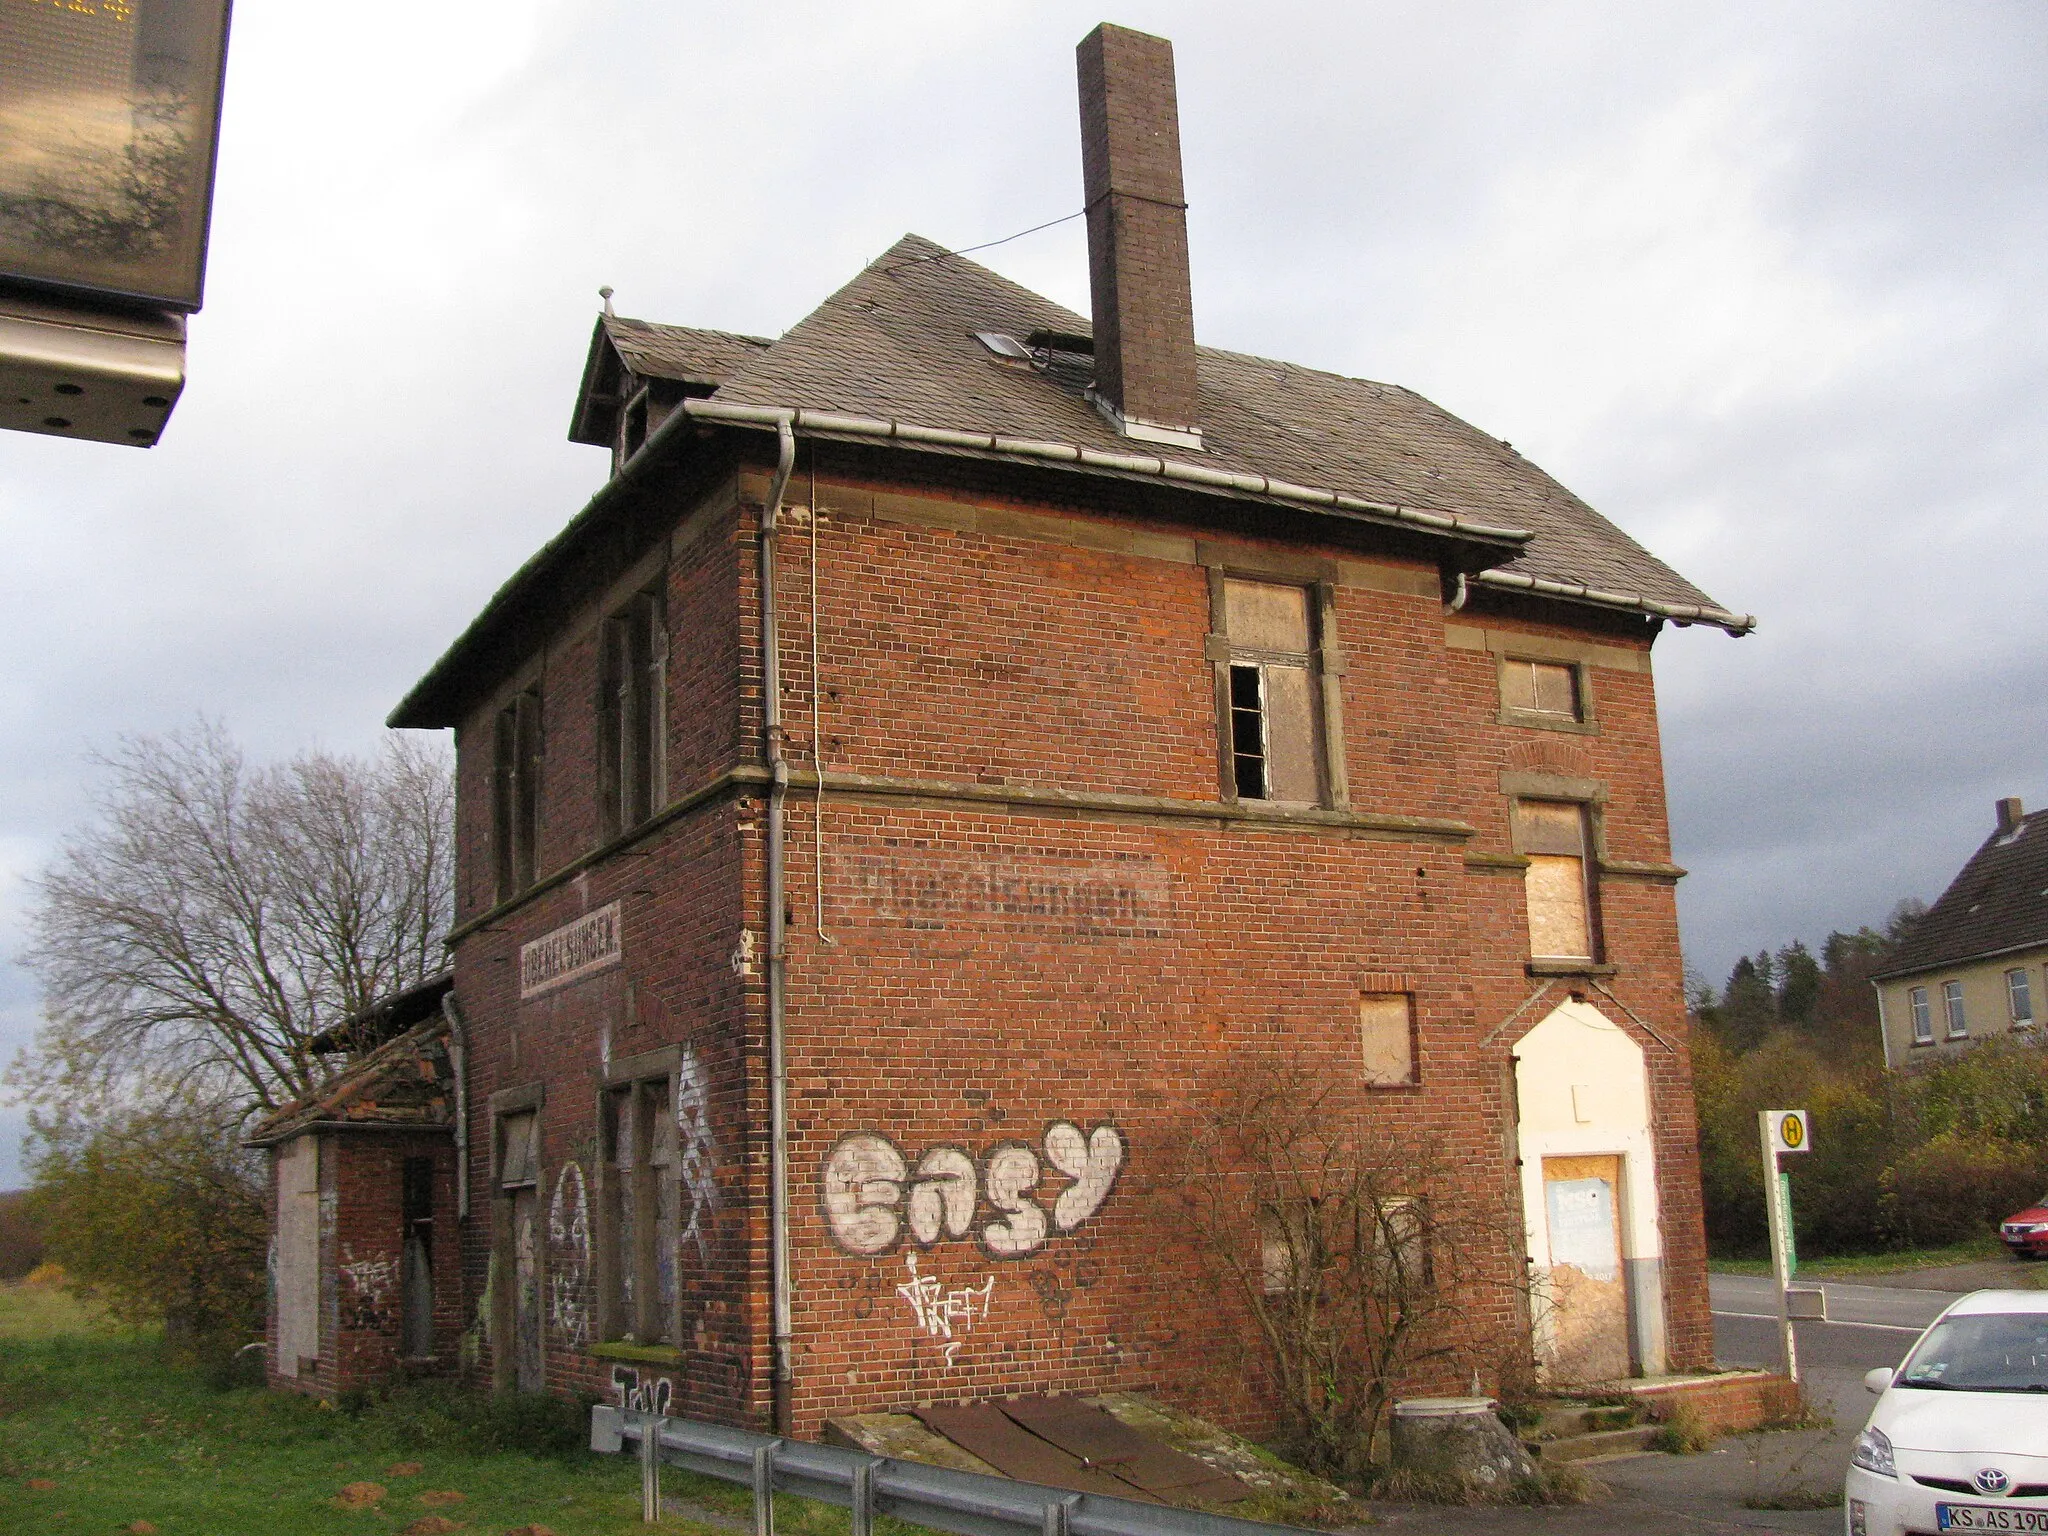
[547, 1161, 591, 1346]
[676, 1048, 720, 1263]
[823, 1121, 1123, 1259]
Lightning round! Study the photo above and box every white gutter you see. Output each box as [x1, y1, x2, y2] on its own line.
[680, 398, 1756, 637]
[679, 398, 1533, 543]
[1474, 569, 1755, 636]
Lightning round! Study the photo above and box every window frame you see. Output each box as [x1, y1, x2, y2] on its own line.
[1512, 796, 1603, 964]
[596, 1046, 685, 1349]
[1942, 979, 1968, 1039]
[1909, 986, 1933, 1045]
[491, 688, 542, 904]
[597, 584, 668, 845]
[2008, 968, 2035, 1028]
[1497, 654, 1591, 730]
[1360, 990, 1419, 1088]
[1204, 560, 1348, 810]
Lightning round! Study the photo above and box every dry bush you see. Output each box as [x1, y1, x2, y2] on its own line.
[1158, 1061, 1530, 1483]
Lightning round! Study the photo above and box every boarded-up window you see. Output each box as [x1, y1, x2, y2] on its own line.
[1361, 992, 1416, 1086]
[492, 690, 542, 902]
[599, 1074, 678, 1345]
[1517, 800, 1595, 960]
[276, 1135, 320, 1377]
[1259, 1210, 1297, 1295]
[499, 1110, 538, 1188]
[1501, 659, 1581, 720]
[598, 587, 667, 842]
[1222, 579, 1321, 804]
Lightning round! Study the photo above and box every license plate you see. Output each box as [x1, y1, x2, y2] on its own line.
[1939, 1505, 2048, 1531]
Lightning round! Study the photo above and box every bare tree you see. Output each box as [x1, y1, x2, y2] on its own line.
[1161, 1062, 1533, 1483]
[14, 720, 453, 1116]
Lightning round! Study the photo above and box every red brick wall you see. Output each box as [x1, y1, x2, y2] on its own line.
[434, 448, 1715, 1438]
[266, 1131, 460, 1396]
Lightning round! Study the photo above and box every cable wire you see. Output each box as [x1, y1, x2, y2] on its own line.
[877, 209, 1085, 275]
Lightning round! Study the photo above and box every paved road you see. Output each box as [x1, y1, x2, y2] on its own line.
[1372, 1275, 1974, 1534]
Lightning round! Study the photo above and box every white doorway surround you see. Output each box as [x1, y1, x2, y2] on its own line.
[1514, 998, 1667, 1382]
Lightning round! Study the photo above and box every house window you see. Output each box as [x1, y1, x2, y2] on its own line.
[598, 588, 667, 843]
[600, 1075, 678, 1345]
[1943, 980, 1968, 1038]
[490, 1100, 545, 1392]
[1219, 578, 1322, 805]
[1516, 799, 1599, 961]
[2008, 969, 2034, 1028]
[1500, 658, 1583, 722]
[1909, 987, 1933, 1044]
[491, 690, 542, 902]
[1361, 992, 1417, 1087]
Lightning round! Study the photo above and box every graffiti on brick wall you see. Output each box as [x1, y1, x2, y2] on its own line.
[822, 1121, 1124, 1259]
[611, 1364, 673, 1416]
[340, 1244, 396, 1333]
[896, 1252, 995, 1367]
[547, 1160, 591, 1346]
[677, 1048, 719, 1264]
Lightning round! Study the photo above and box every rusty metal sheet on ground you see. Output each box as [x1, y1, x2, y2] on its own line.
[911, 1404, 1149, 1501]
[1000, 1397, 1252, 1505]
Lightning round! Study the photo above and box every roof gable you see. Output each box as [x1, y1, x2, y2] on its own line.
[1880, 810, 2048, 978]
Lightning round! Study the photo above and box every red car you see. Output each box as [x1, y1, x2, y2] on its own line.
[2001, 1201, 2048, 1257]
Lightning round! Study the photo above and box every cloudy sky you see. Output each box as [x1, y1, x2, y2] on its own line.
[1, 0, 2042, 1183]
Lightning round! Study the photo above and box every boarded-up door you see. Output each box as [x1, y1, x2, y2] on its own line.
[513, 1186, 542, 1391]
[1543, 1155, 1630, 1383]
[276, 1136, 321, 1376]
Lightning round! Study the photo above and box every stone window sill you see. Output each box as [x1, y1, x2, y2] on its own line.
[591, 1341, 684, 1364]
[1526, 959, 1619, 978]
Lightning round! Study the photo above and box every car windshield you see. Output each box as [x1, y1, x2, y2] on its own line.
[1900, 1314, 2048, 1392]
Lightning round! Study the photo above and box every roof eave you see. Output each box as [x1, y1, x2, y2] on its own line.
[567, 317, 624, 447]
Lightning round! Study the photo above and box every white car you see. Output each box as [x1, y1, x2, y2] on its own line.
[1849, 1290, 2048, 1534]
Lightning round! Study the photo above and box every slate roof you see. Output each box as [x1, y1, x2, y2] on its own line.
[604, 317, 770, 388]
[615, 233, 1736, 619]
[393, 234, 1748, 728]
[1876, 810, 2048, 980]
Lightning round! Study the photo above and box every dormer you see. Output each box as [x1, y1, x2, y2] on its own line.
[568, 314, 771, 474]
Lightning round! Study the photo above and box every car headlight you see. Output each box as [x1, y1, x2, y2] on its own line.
[1852, 1425, 1898, 1479]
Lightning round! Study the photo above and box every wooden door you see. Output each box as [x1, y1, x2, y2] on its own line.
[1543, 1154, 1630, 1382]
[513, 1187, 543, 1391]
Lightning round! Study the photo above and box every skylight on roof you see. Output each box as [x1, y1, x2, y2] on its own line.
[974, 331, 1032, 361]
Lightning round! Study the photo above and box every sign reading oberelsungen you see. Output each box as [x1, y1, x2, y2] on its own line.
[519, 902, 622, 999]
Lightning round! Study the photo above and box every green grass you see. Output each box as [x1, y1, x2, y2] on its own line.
[0, 1281, 916, 1536]
[1709, 1234, 2019, 1278]
[0, 1278, 117, 1341]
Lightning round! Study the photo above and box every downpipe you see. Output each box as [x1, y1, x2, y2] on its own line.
[758, 417, 798, 1434]
[441, 992, 470, 1221]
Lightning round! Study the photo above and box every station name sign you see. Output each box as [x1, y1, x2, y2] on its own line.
[520, 902, 621, 998]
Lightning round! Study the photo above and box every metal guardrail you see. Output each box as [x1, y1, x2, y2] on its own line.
[590, 1406, 1309, 1536]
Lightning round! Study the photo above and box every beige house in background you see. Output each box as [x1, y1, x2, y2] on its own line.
[1874, 797, 2048, 1068]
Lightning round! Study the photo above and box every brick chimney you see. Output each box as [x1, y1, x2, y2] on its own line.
[1998, 796, 2025, 834]
[1076, 23, 1202, 451]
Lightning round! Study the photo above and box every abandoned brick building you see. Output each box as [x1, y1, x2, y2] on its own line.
[260, 24, 1753, 1434]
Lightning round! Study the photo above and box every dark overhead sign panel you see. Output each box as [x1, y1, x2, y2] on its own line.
[0, 0, 233, 312]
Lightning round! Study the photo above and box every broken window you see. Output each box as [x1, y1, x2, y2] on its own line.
[1500, 658, 1583, 722]
[499, 1110, 538, 1189]
[1910, 986, 1933, 1044]
[598, 588, 667, 843]
[401, 1155, 435, 1360]
[1516, 799, 1599, 962]
[1219, 578, 1323, 804]
[491, 690, 542, 903]
[599, 1073, 678, 1346]
[1360, 992, 1417, 1087]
